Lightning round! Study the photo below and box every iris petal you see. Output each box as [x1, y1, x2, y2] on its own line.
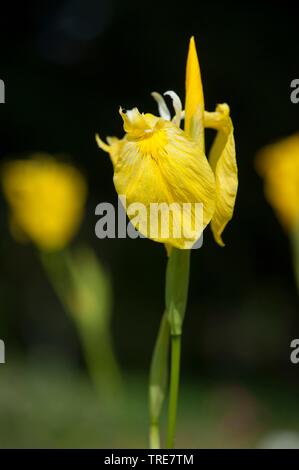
[112, 111, 216, 248]
[205, 104, 238, 246]
[96, 134, 124, 167]
[185, 36, 205, 150]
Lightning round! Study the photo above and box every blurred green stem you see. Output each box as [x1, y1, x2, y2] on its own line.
[75, 313, 122, 399]
[39, 247, 123, 402]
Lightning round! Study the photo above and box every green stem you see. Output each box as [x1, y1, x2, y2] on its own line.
[149, 423, 160, 449]
[165, 248, 190, 449]
[149, 248, 190, 449]
[166, 334, 181, 449]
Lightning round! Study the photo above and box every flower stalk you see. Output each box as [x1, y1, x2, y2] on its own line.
[165, 248, 190, 448]
[149, 249, 190, 449]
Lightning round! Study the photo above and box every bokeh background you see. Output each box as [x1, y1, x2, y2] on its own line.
[0, 0, 299, 448]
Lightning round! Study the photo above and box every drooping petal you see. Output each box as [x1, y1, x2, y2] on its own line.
[205, 104, 238, 246]
[113, 109, 216, 249]
[96, 134, 124, 167]
[185, 36, 205, 150]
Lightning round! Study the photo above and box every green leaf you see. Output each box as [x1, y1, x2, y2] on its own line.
[149, 312, 170, 424]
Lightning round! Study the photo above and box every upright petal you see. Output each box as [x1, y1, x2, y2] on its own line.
[185, 36, 205, 150]
[205, 104, 238, 246]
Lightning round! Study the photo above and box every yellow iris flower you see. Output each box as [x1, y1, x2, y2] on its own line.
[256, 134, 299, 232]
[1, 154, 87, 251]
[96, 37, 238, 249]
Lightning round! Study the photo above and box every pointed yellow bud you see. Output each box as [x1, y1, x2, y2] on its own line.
[185, 36, 205, 149]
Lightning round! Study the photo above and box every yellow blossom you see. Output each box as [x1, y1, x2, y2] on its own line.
[256, 133, 299, 231]
[1, 154, 87, 251]
[96, 37, 238, 249]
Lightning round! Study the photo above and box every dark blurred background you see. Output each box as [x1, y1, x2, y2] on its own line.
[0, 0, 299, 448]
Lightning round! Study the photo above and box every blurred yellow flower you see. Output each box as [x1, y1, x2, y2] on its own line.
[1, 155, 87, 251]
[96, 37, 238, 249]
[256, 134, 299, 231]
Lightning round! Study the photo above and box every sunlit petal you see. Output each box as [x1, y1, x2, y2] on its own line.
[185, 36, 205, 149]
[112, 109, 215, 248]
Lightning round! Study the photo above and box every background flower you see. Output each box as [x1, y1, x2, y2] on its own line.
[2, 155, 87, 251]
[256, 134, 299, 231]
